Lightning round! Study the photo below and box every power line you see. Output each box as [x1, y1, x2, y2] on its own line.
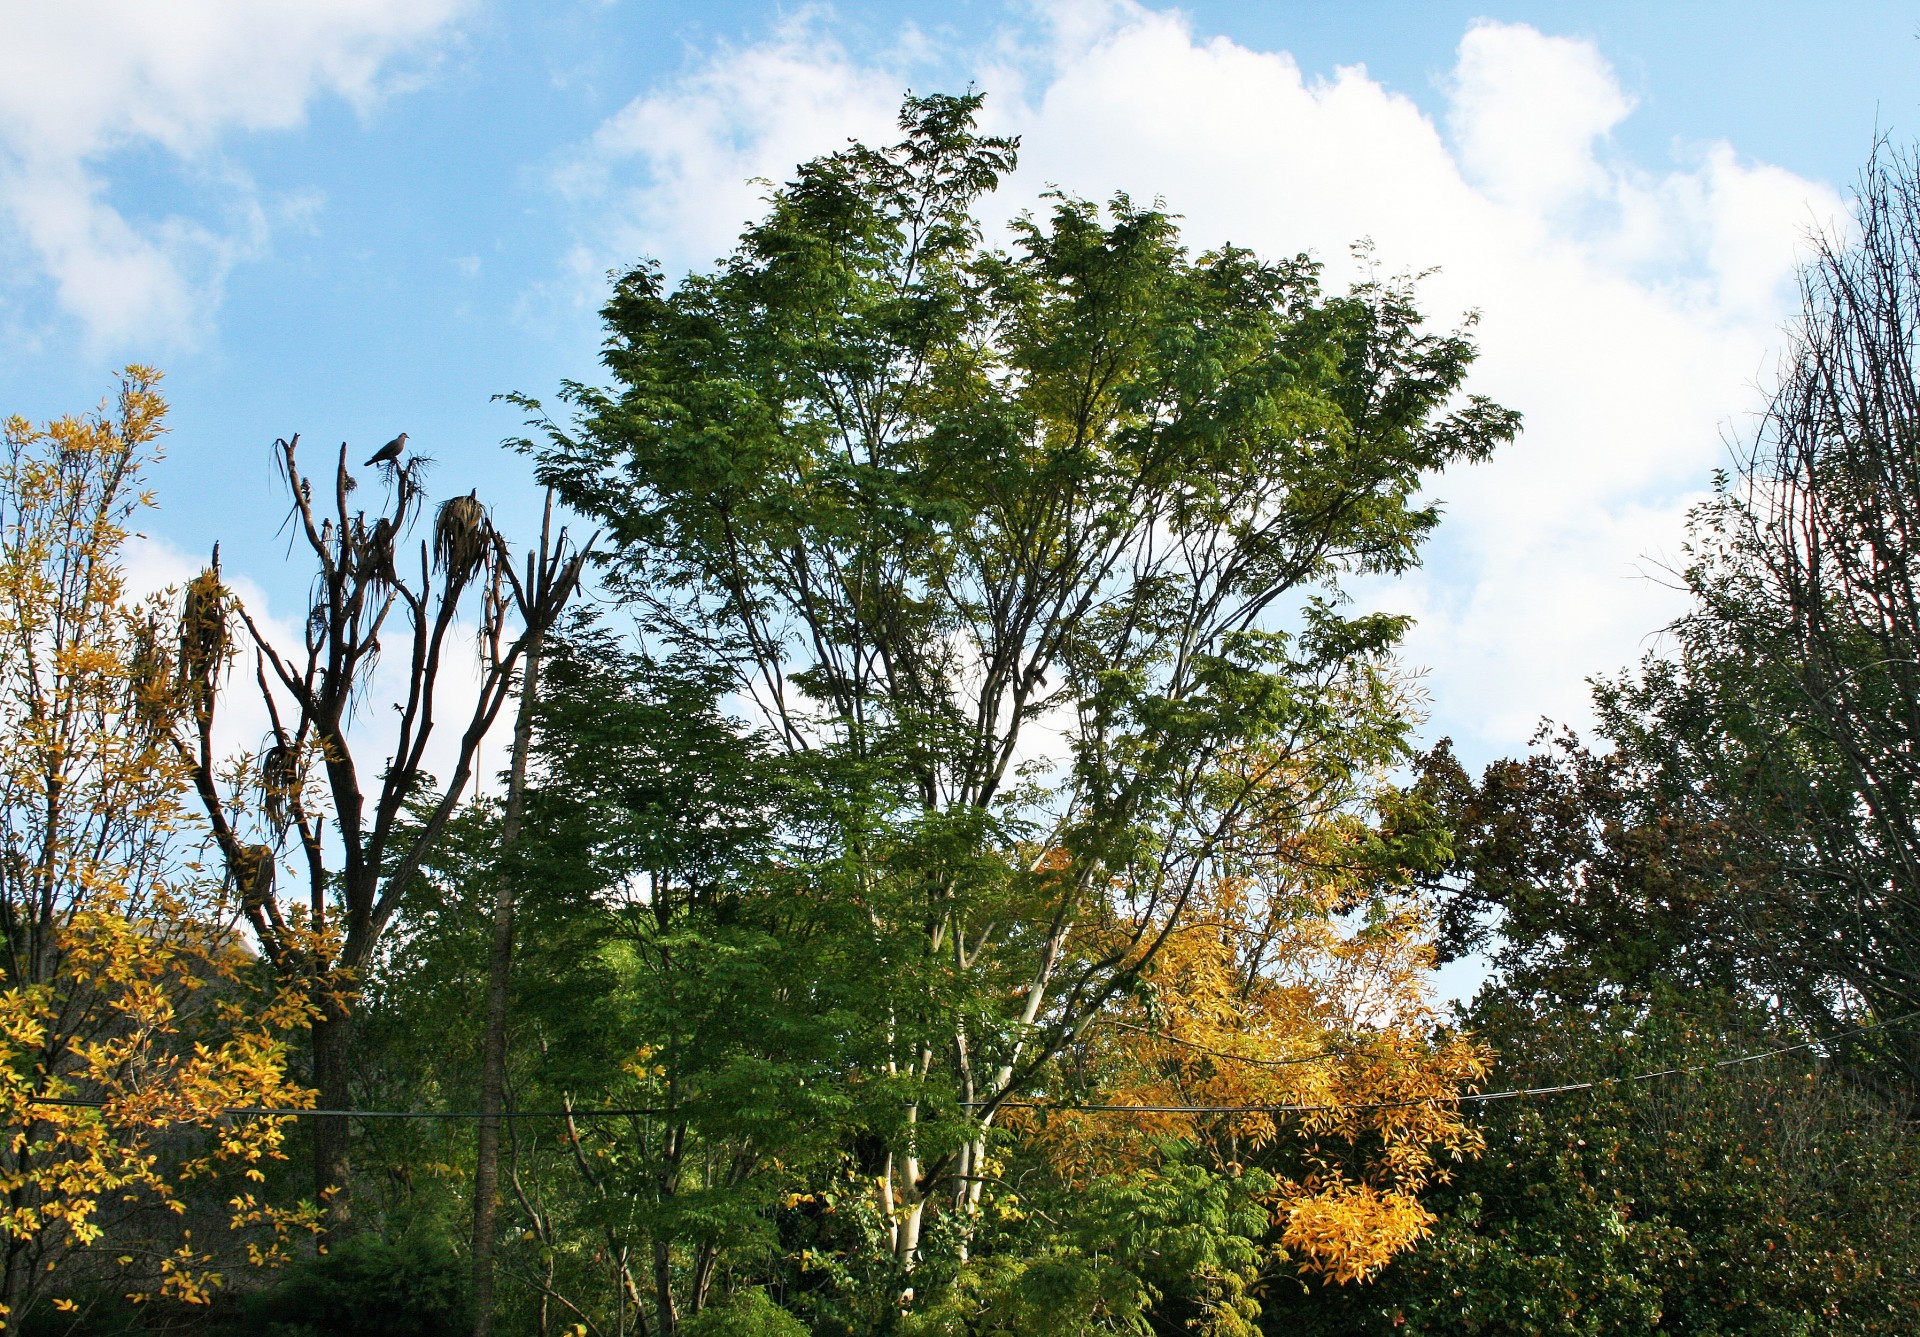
[23, 1097, 667, 1120]
[25, 1010, 1920, 1122]
[983, 1009, 1920, 1117]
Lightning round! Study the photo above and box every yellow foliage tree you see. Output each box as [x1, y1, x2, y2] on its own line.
[0, 370, 314, 1329]
[1019, 751, 1487, 1287]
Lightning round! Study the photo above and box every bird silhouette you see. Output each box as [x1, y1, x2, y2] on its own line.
[365, 433, 408, 468]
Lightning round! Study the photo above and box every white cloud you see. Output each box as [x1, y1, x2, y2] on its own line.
[555, 12, 909, 285]
[1446, 19, 1634, 215]
[559, 2, 1847, 764]
[0, 0, 466, 348]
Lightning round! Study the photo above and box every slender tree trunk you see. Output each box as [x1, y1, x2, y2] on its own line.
[3, 1227, 30, 1324]
[653, 1235, 678, 1337]
[312, 1003, 355, 1229]
[896, 1197, 926, 1267]
[690, 1243, 719, 1316]
[472, 632, 546, 1337]
[895, 1101, 927, 1280]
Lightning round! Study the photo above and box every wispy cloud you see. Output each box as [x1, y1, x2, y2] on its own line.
[0, 0, 467, 350]
[552, 11, 908, 283]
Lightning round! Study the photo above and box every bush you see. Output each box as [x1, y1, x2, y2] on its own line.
[229, 1232, 471, 1337]
[681, 1287, 808, 1337]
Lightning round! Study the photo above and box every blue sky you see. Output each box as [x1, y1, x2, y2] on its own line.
[0, 0, 1914, 768]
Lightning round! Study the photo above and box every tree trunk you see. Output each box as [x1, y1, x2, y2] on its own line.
[896, 1197, 926, 1266]
[653, 1235, 678, 1337]
[312, 1002, 355, 1230]
[472, 633, 546, 1337]
[3, 1228, 31, 1326]
[691, 1243, 719, 1316]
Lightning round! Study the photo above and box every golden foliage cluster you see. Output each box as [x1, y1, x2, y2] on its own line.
[1019, 768, 1486, 1286]
[0, 371, 315, 1327]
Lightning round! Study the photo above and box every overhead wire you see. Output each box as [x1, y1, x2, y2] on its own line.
[24, 1009, 1920, 1122]
[982, 1008, 1920, 1116]
[22, 1096, 668, 1121]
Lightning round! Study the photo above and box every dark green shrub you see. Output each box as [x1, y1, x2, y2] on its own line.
[230, 1233, 470, 1337]
[681, 1288, 808, 1337]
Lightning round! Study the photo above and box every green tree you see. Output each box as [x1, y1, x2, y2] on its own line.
[1594, 144, 1920, 1091]
[527, 88, 1515, 1311]
[516, 626, 866, 1335]
[353, 623, 880, 1334]
[1286, 734, 1920, 1335]
[1261, 999, 1920, 1335]
[1411, 733, 1764, 1010]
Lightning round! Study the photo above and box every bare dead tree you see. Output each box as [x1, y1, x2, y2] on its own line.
[174, 436, 590, 1224]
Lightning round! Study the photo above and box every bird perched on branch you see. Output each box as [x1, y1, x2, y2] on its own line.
[365, 433, 408, 468]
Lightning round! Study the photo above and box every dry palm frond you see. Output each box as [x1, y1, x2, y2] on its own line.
[260, 742, 297, 837]
[434, 491, 490, 582]
[369, 515, 395, 545]
[360, 514, 397, 592]
[180, 556, 229, 690]
[233, 844, 276, 910]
